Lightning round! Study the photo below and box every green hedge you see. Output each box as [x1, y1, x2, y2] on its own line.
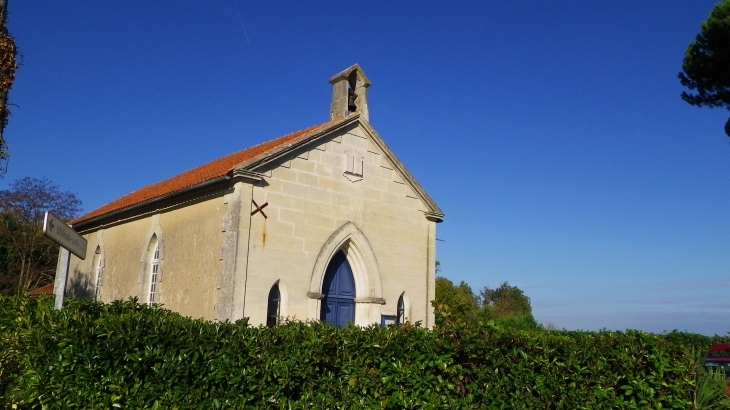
[0, 295, 726, 409]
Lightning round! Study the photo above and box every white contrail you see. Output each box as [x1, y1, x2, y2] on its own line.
[233, 1, 250, 45]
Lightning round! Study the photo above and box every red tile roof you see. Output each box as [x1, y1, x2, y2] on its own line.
[71, 121, 333, 225]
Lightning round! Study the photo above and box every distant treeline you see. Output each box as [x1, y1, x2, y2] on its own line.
[433, 274, 542, 330]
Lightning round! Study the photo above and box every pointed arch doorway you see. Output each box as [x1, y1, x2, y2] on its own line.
[320, 251, 355, 327]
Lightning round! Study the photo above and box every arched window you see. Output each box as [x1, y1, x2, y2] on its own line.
[92, 246, 103, 301]
[397, 294, 405, 325]
[266, 283, 281, 327]
[147, 235, 160, 304]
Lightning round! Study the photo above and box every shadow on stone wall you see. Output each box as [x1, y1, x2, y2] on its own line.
[67, 267, 93, 299]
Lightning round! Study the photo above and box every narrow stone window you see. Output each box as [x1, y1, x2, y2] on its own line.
[147, 237, 160, 304]
[93, 246, 103, 301]
[267, 282, 281, 327]
[397, 294, 405, 325]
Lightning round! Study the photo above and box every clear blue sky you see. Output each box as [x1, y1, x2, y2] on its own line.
[3, 1, 728, 335]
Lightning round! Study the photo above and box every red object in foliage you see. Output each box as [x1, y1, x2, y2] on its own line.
[704, 344, 730, 395]
[28, 282, 54, 296]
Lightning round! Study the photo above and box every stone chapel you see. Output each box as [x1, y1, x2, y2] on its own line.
[64, 65, 444, 327]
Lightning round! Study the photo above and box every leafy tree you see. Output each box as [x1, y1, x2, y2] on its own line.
[0, 177, 82, 294]
[480, 282, 542, 330]
[432, 261, 542, 329]
[0, 0, 17, 174]
[480, 281, 532, 320]
[678, 0, 730, 138]
[433, 277, 480, 326]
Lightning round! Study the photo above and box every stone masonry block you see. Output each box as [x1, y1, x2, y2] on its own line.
[315, 163, 333, 178]
[293, 225, 332, 242]
[302, 239, 325, 256]
[309, 202, 342, 220]
[262, 191, 294, 210]
[367, 150, 380, 166]
[292, 157, 315, 174]
[260, 179, 282, 193]
[346, 126, 367, 139]
[278, 208, 305, 224]
[297, 172, 319, 187]
[387, 181, 407, 195]
[344, 133, 368, 148]
[393, 194, 419, 208]
[272, 167, 297, 181]
[320, 151, 344, 168]
[319, 177, 343, 192]
[330, 192, 353, 208]
[280, 180, 309, 199]
[257, 215, 292, 233]
[307, 149, 323, 162]
[305, 212, 336, 230]
[370, 176, 387, 191]
[306, 187, 330, 203]
[362, 199, 391, 217]
[268, 235, 304, 252]
[362, 187, 383, 202]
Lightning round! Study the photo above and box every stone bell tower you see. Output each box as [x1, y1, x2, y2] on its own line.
[329, 64, 371, 122]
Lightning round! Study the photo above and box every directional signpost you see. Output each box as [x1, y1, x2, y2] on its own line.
[43, 211, 87, 309]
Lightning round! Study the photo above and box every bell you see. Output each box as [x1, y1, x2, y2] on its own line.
[348, 89, 358, 111]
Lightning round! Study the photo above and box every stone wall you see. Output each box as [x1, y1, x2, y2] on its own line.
[67, 191, 230, 320]
[240, 122, 436, 327]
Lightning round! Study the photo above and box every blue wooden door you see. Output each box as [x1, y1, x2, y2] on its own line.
[320, 251, 355, 327]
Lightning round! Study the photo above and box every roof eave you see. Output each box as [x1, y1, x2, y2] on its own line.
[71, 175, 236, 230]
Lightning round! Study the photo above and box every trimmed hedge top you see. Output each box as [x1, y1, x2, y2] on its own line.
[1, 296, 726, 409]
